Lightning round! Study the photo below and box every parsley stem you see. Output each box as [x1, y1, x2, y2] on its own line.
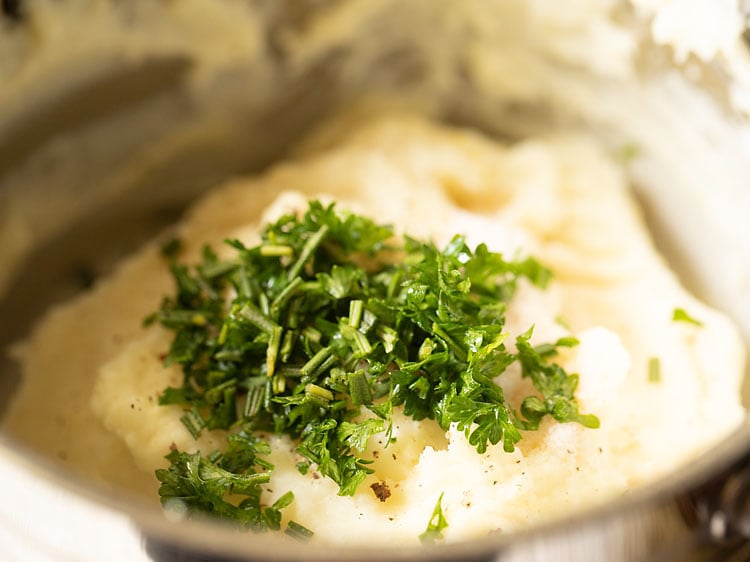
[431, 322, 467, 362]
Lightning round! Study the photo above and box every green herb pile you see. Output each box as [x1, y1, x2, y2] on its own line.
[149, 200, 598, 537]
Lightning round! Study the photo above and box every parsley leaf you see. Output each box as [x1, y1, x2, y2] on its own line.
[155, 433, 290, 532]
[672, 307, 703, 327]
[419, 493, 448, 544]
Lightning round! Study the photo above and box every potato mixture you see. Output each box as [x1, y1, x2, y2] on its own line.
[4, 114, 745, 544]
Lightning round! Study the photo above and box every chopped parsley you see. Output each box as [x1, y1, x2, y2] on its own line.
[672, 307, 703, 327]
[419, 493, 448, 544]
[149, 200, 598, 534]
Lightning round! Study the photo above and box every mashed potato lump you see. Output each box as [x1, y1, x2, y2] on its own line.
[4, 114, 745, 544]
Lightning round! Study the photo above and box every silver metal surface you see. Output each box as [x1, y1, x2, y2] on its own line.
[1, 2, 750, 561]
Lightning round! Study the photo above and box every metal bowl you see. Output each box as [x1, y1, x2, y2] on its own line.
[1, 2, 749, 560]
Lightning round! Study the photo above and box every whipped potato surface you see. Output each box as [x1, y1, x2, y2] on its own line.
[4, 115, 745, 544]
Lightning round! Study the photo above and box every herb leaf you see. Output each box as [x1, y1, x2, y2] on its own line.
[155, 432, 290, 531]
[419, 492, 449, 544]
[672, 307, 703, 327]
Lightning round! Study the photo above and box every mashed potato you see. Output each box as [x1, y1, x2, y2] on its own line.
[4, 114, 745, 544]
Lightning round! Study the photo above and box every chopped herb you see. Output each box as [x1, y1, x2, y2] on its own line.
[615, 142, 641, 164]
[672, 307, 703, 327]
[160, 237, 183, 260]
[285, 520, 315, 541]
[155, 432, 295, 532]
[554, 315, 571, 331]
[149, 200, 597, 533]
[419, 492, 448, 544]
[648, 357, 661, 384]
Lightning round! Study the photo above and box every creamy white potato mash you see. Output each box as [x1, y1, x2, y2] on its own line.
[3, 114, 745, 544]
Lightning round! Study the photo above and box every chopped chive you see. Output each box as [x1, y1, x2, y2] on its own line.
[217, 323, 229, 346]
[348, 299, 364, 329]
[279, 329, 296, 363]
[272, 374, 286, 395]
[387, 269, 402, 300]
[349, 371, 372, 406]
[266, 326, 284, 377]
[277, 365, 303, 378]
[259, 292, 270, 316]
[288, 224, 329, 281]
[180, 408, 206, 439]
[359, 308, 377, 334]
[285, 520, 314, 540]
[300, 346, 333, 377]
[236, 265, 252, 298]
[263, 378, 273, 410]
[340, 322, 372, 357]
[377, 325, 398, 353]
[200, 260, 238, 280]
[238, 302, 279, 334]
[205, 379, 237, 404]
[304, 354, 338, 383]
[270, 276, 304, 318]
[285, 298, 302, 329]
[243, 383, 265, 418]
[305, 383, 334, 406]
[214, 349, 243, 362]
[260, 244, 293, 257]
[301, 326, 322, 344]
[209, 387, 237, 428]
